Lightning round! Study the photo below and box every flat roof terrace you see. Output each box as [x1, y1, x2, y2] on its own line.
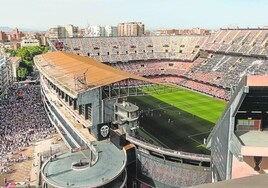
[236, 131, 268, 156]
[42, 141, 126, 188]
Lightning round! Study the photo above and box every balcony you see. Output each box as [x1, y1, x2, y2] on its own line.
[40, 76, 96, 143]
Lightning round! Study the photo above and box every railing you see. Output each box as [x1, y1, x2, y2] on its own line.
[42, 74, 92, 128]
[126, 135, 210, 162]
[41, 89, 79, 149]
[119, 169, 127, 188]
[40, 78, 86, 147]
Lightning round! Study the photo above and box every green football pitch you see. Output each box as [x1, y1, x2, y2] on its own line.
[127, 85, 226, 155]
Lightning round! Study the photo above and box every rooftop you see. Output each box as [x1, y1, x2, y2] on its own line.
[42, 141, 126, 188]
[116, 101, 139, 112]
[236, 131, 268, 147]
[236, 131, 268, 156]
[246, 75, 268, 87]
[9, 56, 21, 64]
[34, 51, 155, 97]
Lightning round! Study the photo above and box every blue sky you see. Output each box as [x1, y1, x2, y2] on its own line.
[0, 0, 267, 30]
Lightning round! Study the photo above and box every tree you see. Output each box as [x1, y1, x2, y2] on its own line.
[4, 48, 16, 57]
[17, 67, 28, 80]
[7, 46, 50, 81]
[17, 47, 31, 61]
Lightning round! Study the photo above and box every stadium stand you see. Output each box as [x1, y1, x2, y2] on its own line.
[202, 29, 268, 57]
[35, 28, 268, 188]
[48, 28, 268, 101]
[136, 149, 211, 188]
[50, 36, 203, 62]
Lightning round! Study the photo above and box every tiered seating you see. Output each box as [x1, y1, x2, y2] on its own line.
[135, 37, 147, 60]
[169, 36, 180, 59]
[48, 30, 268, 101]
[99, 38, 110, 62]
[149, 76, 185, 84]
[112, 61, 195, 77]
[52, 35, 203, 62]
[202, 29, 268, 56]
[137, 153, 211, 187]
[185, 54, 268, 90]
[182, 80, 229, 100]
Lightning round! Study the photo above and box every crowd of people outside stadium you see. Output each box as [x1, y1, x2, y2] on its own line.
[0, 83, 54, 174]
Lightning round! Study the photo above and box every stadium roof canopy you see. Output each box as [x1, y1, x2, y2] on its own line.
[34, 51, 156, 98]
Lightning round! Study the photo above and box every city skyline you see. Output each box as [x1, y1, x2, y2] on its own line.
[1, 0, 268, 30]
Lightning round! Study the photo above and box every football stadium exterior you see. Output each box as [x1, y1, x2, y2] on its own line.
[35, 51, 211, 188]
[36, 28, 268, 187]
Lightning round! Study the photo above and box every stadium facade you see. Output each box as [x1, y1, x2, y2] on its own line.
[35, 51, 155, 187]
[37, 28, 268, 187]
[207, 75, 268, 181]
[35, 51, 212, 188]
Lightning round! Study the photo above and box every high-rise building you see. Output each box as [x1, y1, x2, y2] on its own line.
[11, 28, 22, 41]
[0, 31, 8, 42]
[48, 24, 78, 38]
[105, 25, 117, 37]
[0, 56, 12, 93]
[65, 24, 78, 38]
[9, 57, 21, 81]
[39, 35, 48, 46]
[85, 25, 105, 37]
[48, 26, 66, 38]
[192, 28, 210, 35]
[85, 25, 117, 37]
[117, 22, 144, 36]
[21, 38, 40, 47]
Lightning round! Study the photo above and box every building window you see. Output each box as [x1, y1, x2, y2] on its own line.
[82, 103, 92, 120]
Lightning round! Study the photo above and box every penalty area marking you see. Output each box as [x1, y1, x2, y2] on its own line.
[188, 131, 211, 145]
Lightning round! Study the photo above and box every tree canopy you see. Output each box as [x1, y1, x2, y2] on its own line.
[5, 46, 51, 80]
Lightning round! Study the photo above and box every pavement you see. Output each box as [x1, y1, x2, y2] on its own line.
[0, 134, 67, 187]
[30, 135, 68, 187]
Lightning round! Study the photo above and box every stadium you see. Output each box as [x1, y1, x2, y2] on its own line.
[36, 28, 268, 188]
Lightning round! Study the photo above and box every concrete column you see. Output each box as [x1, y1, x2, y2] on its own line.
[85, 104, 89, 120]
[65, 93, 68, 102]
[69, 96, 72, 106]
[61, 91, 64, 99]
[73, 99, 77, 110]
[78, 105, 82, 115]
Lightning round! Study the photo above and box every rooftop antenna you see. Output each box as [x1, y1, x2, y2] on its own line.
[74, 68, 88, 91]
